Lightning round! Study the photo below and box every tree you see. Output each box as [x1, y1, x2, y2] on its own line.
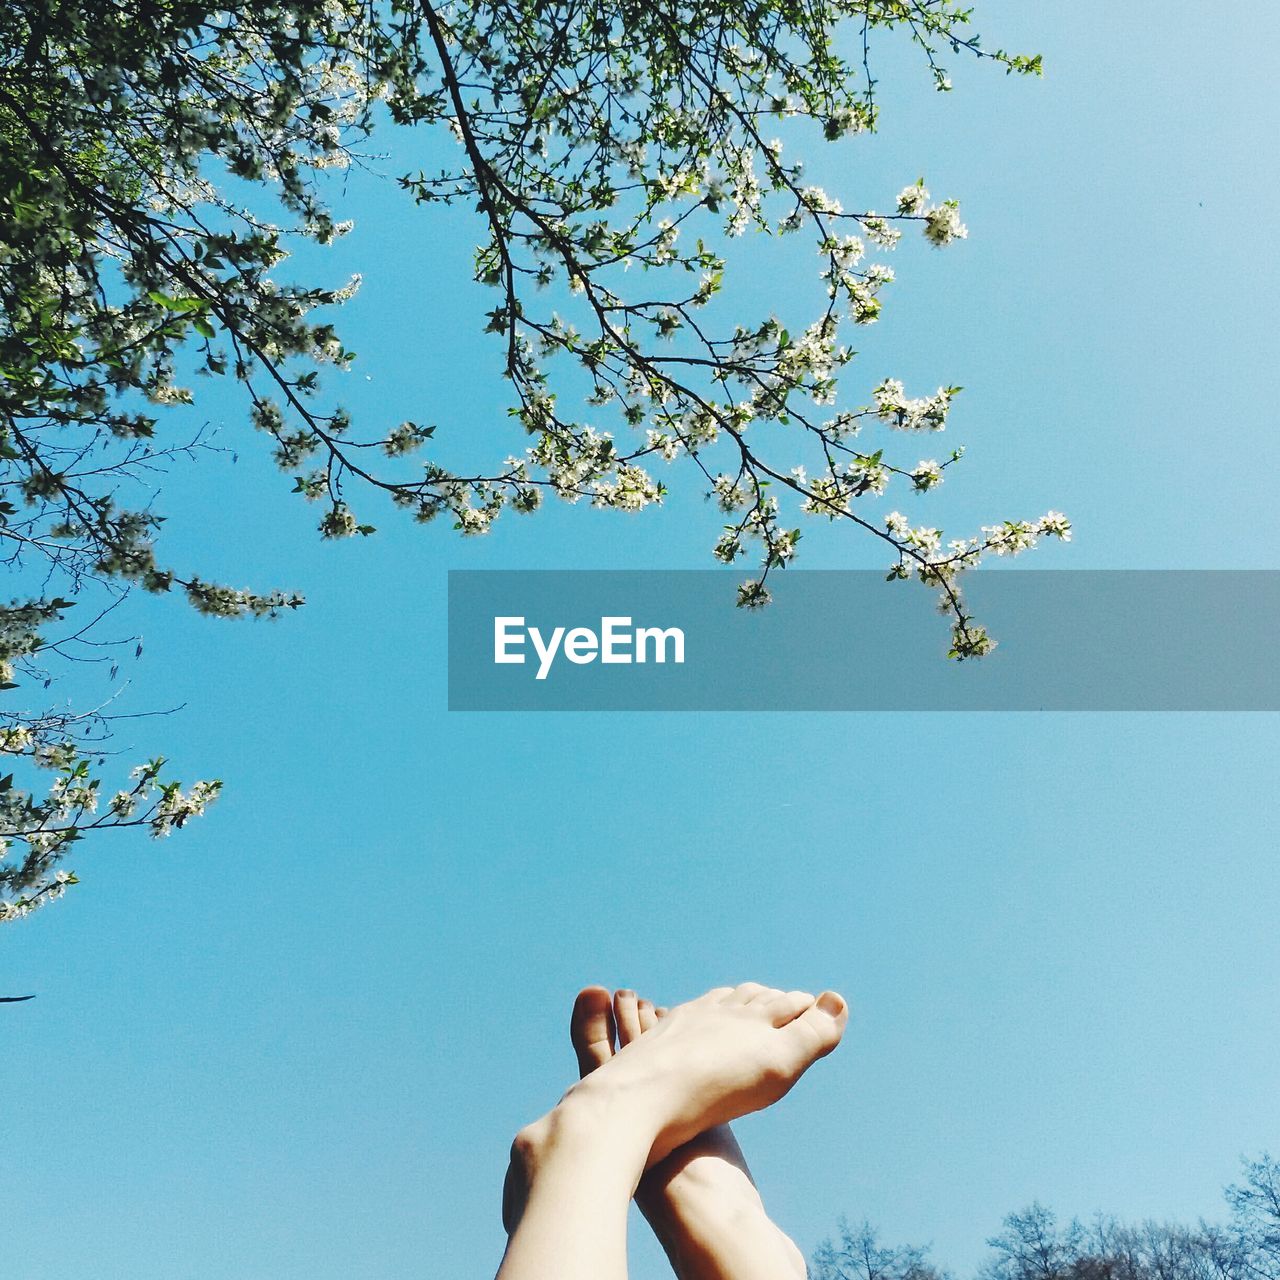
[813, 1158, 1280, 1280]
[1225, 1154, 1280, 1280]
[814, 1219, 949, 1280]
[1, 0, 1060, 920]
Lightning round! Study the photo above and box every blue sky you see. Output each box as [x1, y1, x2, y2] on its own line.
[3, 3, 1280, 1278]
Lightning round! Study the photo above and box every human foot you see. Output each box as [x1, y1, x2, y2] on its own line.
[504, 982, 845, 1232]
[587, 981, 847, 1168]
[502, 981, 844, 1258]
[572, 986, 810, 1280]
[571, 986, 750, 1184]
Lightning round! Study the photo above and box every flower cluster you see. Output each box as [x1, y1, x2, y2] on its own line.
[0, 736, 221, 923]
[898, 182, 969, 246]
[874, 380, 958, 431]
[1, 0, 1052, 921]
[873, 508, 1073, 658]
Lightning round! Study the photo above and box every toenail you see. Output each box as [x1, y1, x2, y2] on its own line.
[817, 991, 846, 1017]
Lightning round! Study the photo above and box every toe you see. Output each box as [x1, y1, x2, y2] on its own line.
[637, 998, 658, 1033]
[729, 982, 770, 1004]
[570, 986, 616, 1077]
[614, 989, 643, 1046]
[766, 990, 816, 1027]
[783, 990, 848, 1063]
[702, 986, 737, 1004]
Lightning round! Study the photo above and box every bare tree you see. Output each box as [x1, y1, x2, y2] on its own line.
[815, 1158, 1280, 1280]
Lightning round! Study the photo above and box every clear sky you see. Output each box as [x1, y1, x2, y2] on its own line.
[4, 4, 1280, 1278]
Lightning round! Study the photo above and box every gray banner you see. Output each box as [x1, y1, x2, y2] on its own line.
[447, 570, 1280, 711]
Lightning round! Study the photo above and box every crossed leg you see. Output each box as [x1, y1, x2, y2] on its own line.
[497, 982, 848, 1280]
[581, 987, 810, 1280]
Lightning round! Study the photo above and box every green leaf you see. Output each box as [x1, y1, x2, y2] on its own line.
[147, 291, 205, 313]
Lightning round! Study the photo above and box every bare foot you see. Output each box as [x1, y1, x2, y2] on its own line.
[593, 982, 847, 1163]
[571, 986, 810, 1279]
[571, 987, 750, 1188]
[500, 980, 844, 1280]
[504, 982, 844, 1241]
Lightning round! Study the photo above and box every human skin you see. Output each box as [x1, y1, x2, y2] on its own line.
[585, 986, 813, 1280]
[496, 982, 848, 1280]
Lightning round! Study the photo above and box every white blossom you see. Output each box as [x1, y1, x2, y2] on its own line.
[897, 181, 930, 215]
[923, 201, 968, 247]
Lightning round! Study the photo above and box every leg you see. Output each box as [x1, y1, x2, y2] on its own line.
[497, 1084, 652, 1280]
[642, 1132, 808, 1280]
[571, 986, 823, 1280]
[500, 982, 847, 1280]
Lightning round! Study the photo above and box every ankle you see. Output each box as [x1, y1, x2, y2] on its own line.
[511, 1080, 654, 1185]
[643, 1160, 763, 1234]
[642, 1133, 761, 1211]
